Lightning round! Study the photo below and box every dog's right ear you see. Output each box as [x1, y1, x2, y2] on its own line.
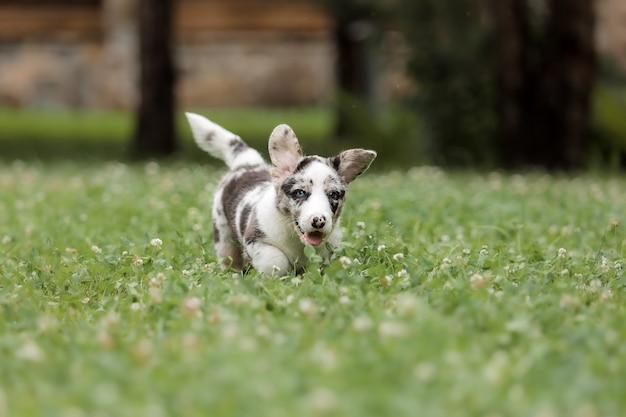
[268, 124, 303, 180]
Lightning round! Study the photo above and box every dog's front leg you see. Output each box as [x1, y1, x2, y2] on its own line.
[246, 243, 292, 275]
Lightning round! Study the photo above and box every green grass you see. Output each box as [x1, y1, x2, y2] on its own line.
[1, 159, 625, 416]
[0, 108, 333, 162]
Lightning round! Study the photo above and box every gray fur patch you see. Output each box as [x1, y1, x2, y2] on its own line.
[244, 210, 266, 245]
[221, 168, 271, 244]
[229, 137, 247, 154]
[213, 222, 220, 244]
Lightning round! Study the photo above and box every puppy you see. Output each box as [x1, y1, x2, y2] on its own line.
[186, 113, 376, 275]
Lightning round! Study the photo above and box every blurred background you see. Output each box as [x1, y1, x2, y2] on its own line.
[0, 0, 625, 169]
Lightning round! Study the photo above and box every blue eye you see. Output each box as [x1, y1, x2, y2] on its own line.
[291, 189, 306, 199]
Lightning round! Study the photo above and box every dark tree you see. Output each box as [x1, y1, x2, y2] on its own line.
[494, 0, 596, 169]
[319, 0, 388, 139]
[134, 0, 176, 157]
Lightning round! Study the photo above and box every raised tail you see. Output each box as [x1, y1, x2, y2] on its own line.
[185, 112, 265, 170]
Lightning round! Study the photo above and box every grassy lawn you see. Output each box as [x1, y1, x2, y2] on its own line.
[1, 156, 625, 416]
[0, 108, 334, 162]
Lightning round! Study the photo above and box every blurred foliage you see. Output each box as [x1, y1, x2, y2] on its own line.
[589, 58, 626, 169]
[397, 0, 498, 167]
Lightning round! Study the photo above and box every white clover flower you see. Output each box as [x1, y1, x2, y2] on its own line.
[339, 256, 352, 269]
[91, 245, 102, 254]
[462, 248, 471, 255]
[560, 269, 569, 276]
[132, 255, 143, 266]
[356, 221, 366, 229]
[600, 257, 610, 273]
[479, 248, 488, 256]
[2, 235, 11, 244]
[392, 253, 404, 261]
[299, 298, 316, 316]
[380, 275, 393, 286]
[397, 269, 408, 278]
[470, 273, 485, 289]
[291, 277, 302, 286]
[339, 295, 350, 305]
[150, 238, 163, 249]
[377, 244, 386, 252]
[378, 321, 409, 338]
[181, 297, 202, 316]
[352, 315, 373, 331]
[16, 340, 45, 362]
[130, 302, 142, 312]
[557, 247, 567, 258]
[614, 261, 622, 270]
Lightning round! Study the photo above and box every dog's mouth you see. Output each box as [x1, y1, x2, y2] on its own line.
[304, 231, 325, 246]
[296, 223, 325, 246]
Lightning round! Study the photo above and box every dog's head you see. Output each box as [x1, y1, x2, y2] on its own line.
[268, 124, 377, 247]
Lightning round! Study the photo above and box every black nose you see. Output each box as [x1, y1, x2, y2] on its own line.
[311, 216, 326, 229]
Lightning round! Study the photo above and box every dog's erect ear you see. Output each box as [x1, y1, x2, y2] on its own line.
[331, 149, 377, 183]
[268, 124, 303, 179]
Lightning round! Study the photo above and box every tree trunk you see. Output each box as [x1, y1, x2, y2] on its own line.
[134, 0, 176, 157]
[494, 0, 595, 170]
[333, 17, 377, 139]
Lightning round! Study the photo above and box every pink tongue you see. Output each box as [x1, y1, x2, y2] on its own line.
[305, 231, 324, 246]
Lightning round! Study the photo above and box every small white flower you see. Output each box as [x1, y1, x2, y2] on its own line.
[339, 295, 350, 305]
[378, 321, 409, 338]
[17, 340, 45, 362]
[181, 297, 202, 316]
[600, 256, 610, 273]
[392, 253, 404, 261]
[339, 256, 352, 269]
[377, 244, 386, 252]
[2, 235, 11, 244]
[557, 247, 567, 258]
[614, 261, 622, 270]
[130, 302, 142, 312]
[132, 255, 143, 266]
[291, 277, 302, 286]
[150, 238, 163, 249]
[353, 315, 373, 331]
[299, 298, 316, 316]
[380, 275, 393, 286]
[91, 245, 102, 254]
[470, 273, 485, 289]
[356, 221, 366, 229]
[479, 248, 488, 256]
[397, 269, 408, 278]
[560, 269, 569, 276]
[462, 248, 471, 255]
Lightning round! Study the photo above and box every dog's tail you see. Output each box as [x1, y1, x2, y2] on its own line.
[185, 112, 265, 170]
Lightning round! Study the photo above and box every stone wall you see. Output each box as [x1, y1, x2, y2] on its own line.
[0, 0, 623, 110]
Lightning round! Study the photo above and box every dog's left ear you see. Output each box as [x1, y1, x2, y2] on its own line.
[269, 124, 303, 179]
[331, 149, 377, 183]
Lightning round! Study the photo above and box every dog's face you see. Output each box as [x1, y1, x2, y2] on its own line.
[268, 124, 377, 247]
